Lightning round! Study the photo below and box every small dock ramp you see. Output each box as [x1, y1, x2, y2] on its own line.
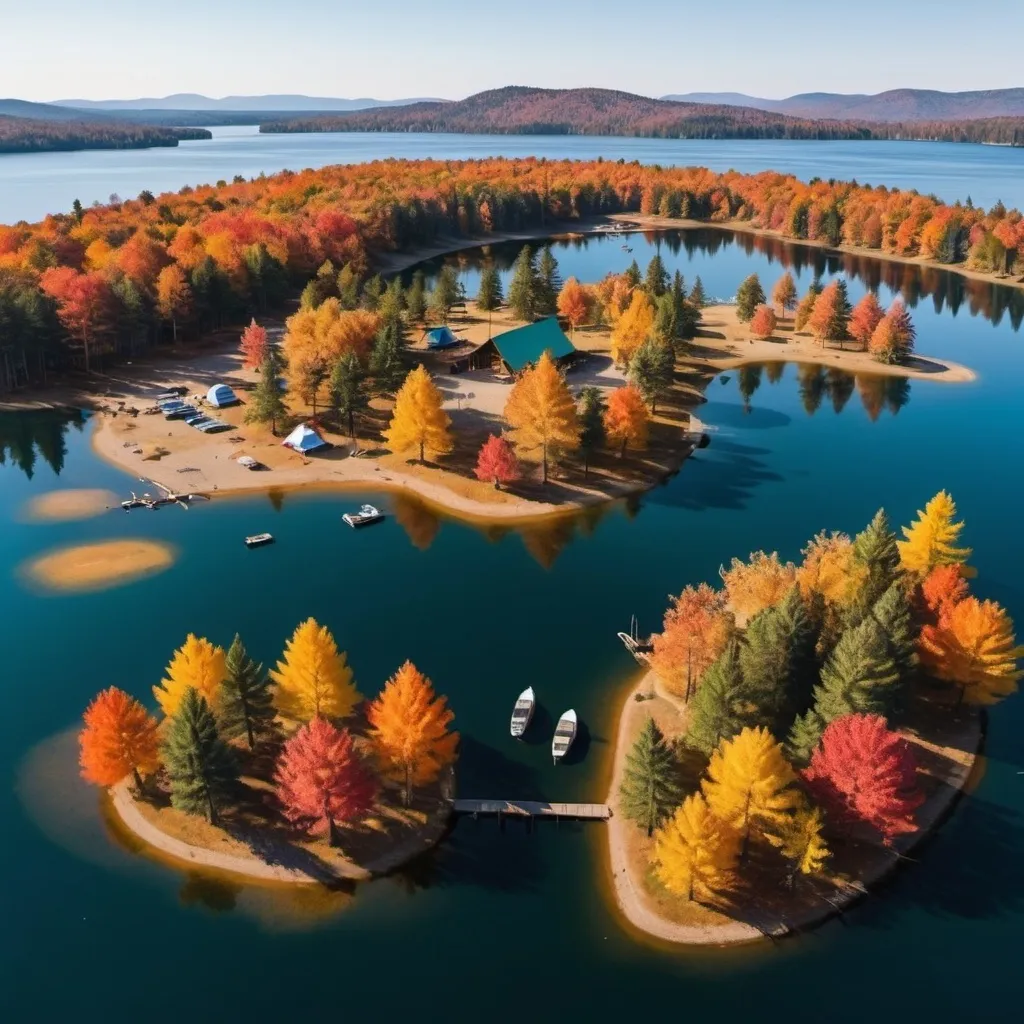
[452, 799, 611, 820]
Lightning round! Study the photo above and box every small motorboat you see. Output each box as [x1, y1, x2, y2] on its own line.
[552, 709, 577, 764]
[245, 533, 274, 548]
[343, 503, 384, 528]
[510, 686, 536, 739]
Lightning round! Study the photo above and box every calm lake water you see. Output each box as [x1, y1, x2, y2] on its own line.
[3, 230, 1024, 1022]
[3, 124, 1024, 224]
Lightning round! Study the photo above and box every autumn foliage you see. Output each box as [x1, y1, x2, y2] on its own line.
[603, 383, 649, 455]
[749, 304, 777, 339]
[79, 686, 160, 788]
[384, 365, 453, 463]
[239, 319, 269, 370]
[271, 618, 361, 721]
[153, 634, 227, 717]
[474, 434, 520, 488]
[720, 551, 797, 619]
[653, 793, 741, 902]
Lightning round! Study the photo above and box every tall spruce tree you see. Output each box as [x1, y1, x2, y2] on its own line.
[629, 336, 675, 413]
[577, 385, 606, 478]
[619, 717, 682, 836]
[220, 634, 277, 750]
[369, 322, 405, 396]
[535, 247, 561, 316]
[162, 688, 238, 824]
[786, 710, 825, 767]
[654, 293, 678, 344]
[689, 276, 708, 309]
[871, 582, 918, 694]
[735, 274, 766, 323]
[686, 639, 748, 756]
[624, 259, 642, 289]
[245, 352, 288, 435]
[430, 265, 461, 323]
[330, 349, 369, 438]
[476, 265, 503, 312]
[644, 253, 670, 297]
[775, 587, 820, 719]
[405, 270, 427, 323]
[849, 508, 902, 623]
[508, 245, 538, 321]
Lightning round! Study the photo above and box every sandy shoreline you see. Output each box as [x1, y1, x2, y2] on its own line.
[604, 670, 983, 945]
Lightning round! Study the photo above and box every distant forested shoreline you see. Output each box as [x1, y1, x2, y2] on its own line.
[0, 119, 212, 155]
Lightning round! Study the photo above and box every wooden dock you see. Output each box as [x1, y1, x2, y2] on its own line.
[452, 799, 611, 820]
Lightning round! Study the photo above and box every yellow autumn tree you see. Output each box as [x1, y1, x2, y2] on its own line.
[653, 792, 741, 902]
[503, 350, 580, 484]
[603, 384, 649, 456]
[384, 365, 453, 463]
[702, 726, 802, 855]
[897, 490, 972, 577]
[720, 551, 798, 620]
[366, 660, 459, 804]
[153, 634, 227, 717]
[610, 289, 655, 365]
[919, 597, 1023, 705]
[270, 618, 361, 722]
[780, 805, 830, 877]
[796, 531, 866, 608]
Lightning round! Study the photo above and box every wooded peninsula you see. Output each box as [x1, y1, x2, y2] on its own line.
[0, 116, 211, 155]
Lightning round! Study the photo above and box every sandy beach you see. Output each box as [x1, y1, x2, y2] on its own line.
[604, 670, 983, 946]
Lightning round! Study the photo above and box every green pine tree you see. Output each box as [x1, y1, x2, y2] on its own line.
[376, 277, 406, 336]
[361, 274, 385, 311]
[618, 717, 682, 836]
[508, 245, 538, 321]
[871, 581, 918, 695]
[220, 635, 277, 750]
[577, 385, 606, 478]
[300, 279, 322, 310]
[786, 709, 825, 767]
[624, 259, 642, 289]
[476, 265, 503, 312]
[535, 247, 560, 316]
[337, 264, 361, 310]
[686, 639, 749, 756]
[245, 353, 288, 435]
[330, 349, 369, 438]
[405, 270, 427, 324]
[430, 265, 461, 323]
[644, 253, 670, 297]
[735, 274, 766, 323]
[628, 336, 674, 414]
[833, 279, 853, 344]
[850, 508, 901, 620]
[369, 322, 406, 396]
[775, 587, 821, 720]
[162, 688, 238, 824]
[654, 292, 678, 343]
[688, 276, 708, 309]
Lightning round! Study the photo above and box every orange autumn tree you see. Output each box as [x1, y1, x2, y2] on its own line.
[155, 264, 192, 343]
[771, 272, 797, 317]
[796, 531, 866, 609]
[384, 364, 453, 463]
[650, 583, 734, 700]
[603, 383, 649, 456]
[720, 551, 798, 619]
[750, 304, 777, 340]
[79, 686, 161, 790]
[921, 563, 969, 619]
[366, 661, 459, 805]
[556, 277, 590, 336]
[153, 634, 227, 717]
[849, 293, 885, 350]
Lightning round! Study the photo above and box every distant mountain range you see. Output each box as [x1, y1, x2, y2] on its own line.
[662, 88, 1024, 122]
[54, 93, 444, 112]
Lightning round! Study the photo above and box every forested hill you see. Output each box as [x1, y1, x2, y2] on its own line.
[259, 87, 876, 140]
[258, 87, 1024, 145]
[0, 116, 211, 155]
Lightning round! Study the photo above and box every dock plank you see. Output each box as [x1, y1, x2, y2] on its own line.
[452, 799, 611, 820]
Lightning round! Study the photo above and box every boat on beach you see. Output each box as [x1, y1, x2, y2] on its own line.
[552, 709, 577, 764]
[510, 686, 536, 739]
[343, 504, 384, 528]
[245, 533, 274, 548]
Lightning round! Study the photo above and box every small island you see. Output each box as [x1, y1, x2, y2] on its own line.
[606, 492, 1019, 943]
[78, 620, 459, 884]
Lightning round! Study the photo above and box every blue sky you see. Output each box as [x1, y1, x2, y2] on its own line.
[3, 0, 1021, 102]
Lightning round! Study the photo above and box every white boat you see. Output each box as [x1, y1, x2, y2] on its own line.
[343, 503, 384, 528]
[245, 533, 274, 548]
[617, 614, 654, 664]
[552, 709, 577, 764]
[510, 686, 536, 739]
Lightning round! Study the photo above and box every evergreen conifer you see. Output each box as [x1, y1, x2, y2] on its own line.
[220, 635, 277, 750]
[687, 639, 748, 756]
[619, 717, 682, 836]
[508, 245, 538, 321]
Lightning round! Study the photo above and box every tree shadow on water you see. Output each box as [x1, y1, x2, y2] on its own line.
[458, 734, 545, 801]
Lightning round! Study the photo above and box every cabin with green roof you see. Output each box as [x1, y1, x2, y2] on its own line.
[456, 317, 577, 375]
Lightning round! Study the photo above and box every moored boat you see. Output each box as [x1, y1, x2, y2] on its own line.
[343, 504, 384, 528]
[245, 533, 274, 548]
[552, 709, 577, 764]
[510, 686, 536, 739]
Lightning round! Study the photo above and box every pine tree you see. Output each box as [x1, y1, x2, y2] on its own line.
[850, 509, 902, 617]
[503, 351, 580, 483]
[384, 365, 453, 463]
[245, 353, 288, 435]
[644, 253, 669, 297]
[619, 717, 682, 836]
[361, 274, 385, 311]
[785, 710, 825, 767]
[624, 259, 641, 288]
[535, 246, 560, 315]
[337, 264, 361, 310]
[376, 277, 405, 337]
[735, 274, 766, 323]
[686, 639, 749, 756]
[794, 281, 822, 332]
[405, 270, 427, 323]
[162, 688, 238, 824]
[871, 582, 918, 690]
[219, 634, 277, 750]
[508, 245, 538, 321]
[476, 264, 503, 312]
[429, 266, 461, 323]
[330, 350, 368, 439]
[271, 618, 361, 722]
[369, 322, 405, 396]
[702, 726, 801, 856]
[688, 276, 707, 309]
[897, 490, 972, 578]
[577, 385, 606, 478]
[653, 792, 741, 902]
[153, 634, 227, 718]
[654, 292, 678, 343]
[628, 336, 674, 413]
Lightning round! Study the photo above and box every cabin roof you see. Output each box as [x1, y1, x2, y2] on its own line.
[491, 317, 575, 373]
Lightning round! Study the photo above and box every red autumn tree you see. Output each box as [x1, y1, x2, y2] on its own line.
[803, 714, 923, 844]
[239, 319, 270, 370]
[869, 300, 916, 364]
[556, 277, 590, 336]
[474, 434, 520, 488]
[39, 267, 115, 373]
[848, 293, 885, 349]
[274, 717, 378, 846]
[749, 304, 777, 340]
[921, 563, 969, 620]
[79, 686, 161, 790]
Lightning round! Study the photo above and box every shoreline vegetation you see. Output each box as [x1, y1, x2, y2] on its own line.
[0, 118, 211, 155]
[604, 495, 1015, 945]
[78, 625, 460, 886]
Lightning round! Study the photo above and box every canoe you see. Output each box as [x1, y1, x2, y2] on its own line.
[510, 686, 535, 739]
[245, 533, 274, 548]
[552, 709, 577, 763]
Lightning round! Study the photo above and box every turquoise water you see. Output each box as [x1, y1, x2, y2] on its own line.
[3, 231, 1024, 1021]
[2, 125, 1024, 223]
